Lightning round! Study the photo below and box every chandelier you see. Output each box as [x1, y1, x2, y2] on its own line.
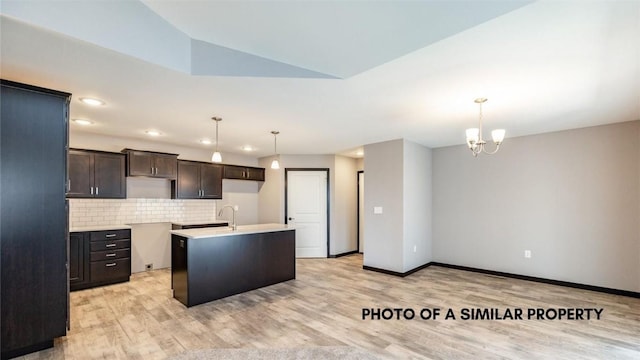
[465, 98, 505, 156]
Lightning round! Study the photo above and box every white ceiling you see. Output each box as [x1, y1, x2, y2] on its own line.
[1, 1, 639, 158]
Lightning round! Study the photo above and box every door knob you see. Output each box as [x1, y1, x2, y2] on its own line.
[288, 217, 295, 221]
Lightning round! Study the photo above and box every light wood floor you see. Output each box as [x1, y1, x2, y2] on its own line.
[18, 254, 640, 359]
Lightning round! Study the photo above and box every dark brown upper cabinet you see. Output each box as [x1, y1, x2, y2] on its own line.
[68, 149, 126, 198]
[223, 165, 265, 182]
[172, 160, 223, 199]
[122, 149, 178, 179]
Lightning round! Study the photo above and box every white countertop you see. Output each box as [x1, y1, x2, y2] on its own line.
[170, 223, 294, 239]
[70, 224, 132, 232]
[69, 220, 228, 233]
[171, 220, 228, 226]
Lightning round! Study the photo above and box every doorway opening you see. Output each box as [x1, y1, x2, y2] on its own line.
[357, 170, 364, 254]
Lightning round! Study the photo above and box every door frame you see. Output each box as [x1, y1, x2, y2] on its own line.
[357, 170, 364, 253]
[284, 168, 330, 258]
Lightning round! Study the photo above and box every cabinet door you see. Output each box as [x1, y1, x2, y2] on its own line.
[246, 168, 265, 181]
[153, 154, 177, 179]
[201, 164, 223, 199]
[223, 165, 246, 180]
[94, 153, 126, 198]
[68, 150, 93, 197]
[69, 233, 84, 285]
[127, 151, 154, 176]
[1, 81, 69, 355]
[175, 161, 200, 199]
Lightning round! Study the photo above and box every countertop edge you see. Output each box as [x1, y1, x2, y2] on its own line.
[70, 224, 132, 232]
[170, 224, 295, 239]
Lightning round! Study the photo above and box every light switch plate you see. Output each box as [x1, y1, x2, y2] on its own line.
[373, 206, 383, 214]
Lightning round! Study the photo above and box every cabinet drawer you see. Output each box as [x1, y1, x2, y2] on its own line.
[90, 239, 130, 252]
[90, 229, 130, 241]
[90, 248, 130, 262]
[90, 258, 130, 283]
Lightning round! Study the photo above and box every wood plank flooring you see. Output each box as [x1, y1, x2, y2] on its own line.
[17, 254, 640, 359]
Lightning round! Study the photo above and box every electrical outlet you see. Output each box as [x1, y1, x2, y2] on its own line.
[524, 250, 531, 259]
[145, 263, 153, 271]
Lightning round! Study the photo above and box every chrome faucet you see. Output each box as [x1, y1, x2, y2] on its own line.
[218, 205, 238, 230]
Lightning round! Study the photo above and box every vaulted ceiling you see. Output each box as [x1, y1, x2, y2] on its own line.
[1, 1, 638, 157]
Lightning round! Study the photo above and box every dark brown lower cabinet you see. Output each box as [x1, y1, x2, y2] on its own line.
[70, 229, 131, 291]
[69, 233, 85, 285]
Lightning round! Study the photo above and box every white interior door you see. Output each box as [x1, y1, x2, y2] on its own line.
[358, 171, 364, 253]
[287, 170, 327, 258]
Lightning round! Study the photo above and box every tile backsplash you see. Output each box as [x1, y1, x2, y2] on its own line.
[69, 198, 217, 228]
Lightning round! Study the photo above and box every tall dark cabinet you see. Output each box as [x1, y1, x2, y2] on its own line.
[1, 80, 70, 359]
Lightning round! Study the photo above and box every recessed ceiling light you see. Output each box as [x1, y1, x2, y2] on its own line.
[241, 145, 253, 152]
[145, 130, 161, 136]
[79, 97, 105, 106]
[72, 119, 93, 126]
[356, 150, 364, 156]
[200, 139, 212, 145]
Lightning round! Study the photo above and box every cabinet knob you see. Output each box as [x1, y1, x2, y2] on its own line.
[105, 263, 117, 267]
[105, 243, 117, 248]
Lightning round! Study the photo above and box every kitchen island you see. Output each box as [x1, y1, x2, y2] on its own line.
[170, 224, 295, 307]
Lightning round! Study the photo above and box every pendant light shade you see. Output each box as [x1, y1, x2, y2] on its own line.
[271, 131, 280, 169]
[211, 151, 222, 163]
[211, 117, 222, 163]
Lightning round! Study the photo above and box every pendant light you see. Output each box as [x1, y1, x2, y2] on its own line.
[465, 98, 505, 157]
[271, 131, 280, 169]
[211, 117, 222, 163]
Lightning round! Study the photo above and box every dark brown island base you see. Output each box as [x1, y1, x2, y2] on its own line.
[170, 224, 296, 307]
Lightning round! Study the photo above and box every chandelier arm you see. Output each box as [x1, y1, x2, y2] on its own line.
[481, 143, 500, 155]
[470, 143, 481, 156]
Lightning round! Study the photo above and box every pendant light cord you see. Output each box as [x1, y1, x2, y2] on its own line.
[215, 120, 219, 152]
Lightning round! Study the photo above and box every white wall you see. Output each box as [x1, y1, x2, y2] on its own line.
[258, 155, 283, 224]
[403, 140, 432, 272]
[363, 139, 433, 273]
[334, 155, 358, 254]
[363, 139, 405, 272]
[219, 179, 259, 225]
[432, 121, 640, 292]
[70, 132, 259, 166]
[130, 223, 172, 273]
[258, 154, 359, 256]
[70, 132, 260, 223]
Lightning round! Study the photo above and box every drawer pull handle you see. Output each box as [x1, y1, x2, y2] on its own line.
[105, 263, 117, 267]
[105, 234, 116, 238]
[105, 244, 117, 248]
[106, 253, 116, 257]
